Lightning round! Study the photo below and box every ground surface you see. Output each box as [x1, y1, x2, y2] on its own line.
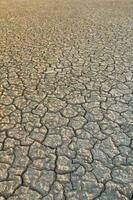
[0, 0, 133, 199]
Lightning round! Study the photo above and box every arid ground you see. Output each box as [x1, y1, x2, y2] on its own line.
[0, 0, 133, 199]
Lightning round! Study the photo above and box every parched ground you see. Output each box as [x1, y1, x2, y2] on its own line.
[0, 0, 133, 199]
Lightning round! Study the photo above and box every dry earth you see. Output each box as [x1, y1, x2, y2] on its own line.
[0, 0, 133, 199]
